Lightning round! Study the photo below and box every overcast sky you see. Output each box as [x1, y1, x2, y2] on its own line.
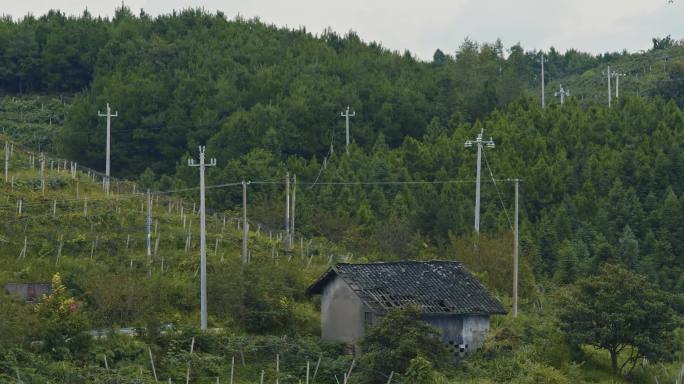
[4, 0, 683, 60]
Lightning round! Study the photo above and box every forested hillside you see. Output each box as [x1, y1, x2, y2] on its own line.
[2, 8, 683, 292]
[0, 6, 683, 383]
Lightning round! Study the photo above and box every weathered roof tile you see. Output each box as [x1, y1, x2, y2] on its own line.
[307, 260, 507, 315]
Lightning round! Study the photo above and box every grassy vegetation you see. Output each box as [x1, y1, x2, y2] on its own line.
[0, 131, 682, 383]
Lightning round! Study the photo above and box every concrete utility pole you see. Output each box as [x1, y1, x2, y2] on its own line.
[554, 84, 570, 105]
[613, 71, 626, 99]
[539, 54, 546, 108]
[464, 128, 495, 234]
[603, 66, 613, 108]
[188, 146, 216, 330]
[4, 141, 9, 182]
[291, 174, 296, 245]
[98, 103, 118, 194]
[340, 106, 355, 154]
[285, 173, 290, 249]
[147, 189, 152, 258]
[512, 179, 520, 317]
[242, 181, 249, 264]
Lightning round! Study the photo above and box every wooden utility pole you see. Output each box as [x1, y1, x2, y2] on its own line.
[513, 179, 520, 317]
[98, 103, 117, 195]
[188, 146, 216, 330]
[242, 181, 249, 264]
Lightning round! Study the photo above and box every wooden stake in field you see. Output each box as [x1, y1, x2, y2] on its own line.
[185, 337, 195, 384]
[311, 353, 323, 382]
[306, 361, 310, 384]
[226, 355, 234, 384]
[17, 237, 27, 260]
[56, 235, 64, 265]
[386, 371, 394, 384]
[148, 346, 158, 382]
[343, 359, 356, 384]
[40, 153, 45, 193]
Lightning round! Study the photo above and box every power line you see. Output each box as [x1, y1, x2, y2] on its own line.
[482, 149, 512, 231]
[301, 179, 478, 186]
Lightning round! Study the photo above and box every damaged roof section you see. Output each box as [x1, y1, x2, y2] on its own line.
[307, 261, 507, 315]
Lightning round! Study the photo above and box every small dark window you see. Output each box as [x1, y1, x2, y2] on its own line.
[27, 285, 36, 302]
[364, 312, 374, 325]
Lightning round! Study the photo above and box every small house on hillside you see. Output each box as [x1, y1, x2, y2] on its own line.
[306, 261, 506, 357]
[4, 282, 51, 303]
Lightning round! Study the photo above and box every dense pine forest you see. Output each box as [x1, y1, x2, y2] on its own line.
[0, 6, 683, 383]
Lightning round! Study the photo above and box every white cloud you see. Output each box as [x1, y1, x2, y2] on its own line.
[3, 0, 683, 59]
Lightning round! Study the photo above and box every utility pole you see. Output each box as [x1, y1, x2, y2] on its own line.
[188, 146, 216, 330]
[285, 173, 290, 249]
[291, 174, 296, 245]
[554, 84, 570, 105]
[613, 71, 626, 99]
[340, 106, 355, 154]
[464, 128, 495, 234]
[513, 179, 520, 317]
[4, 141, 9, 182]
[242, 181, 249, 264]
[147, 189, 152, 258]
[98, 103, 117, 195]
[603, 66, 613, 108]
[539, 54, 546, 108]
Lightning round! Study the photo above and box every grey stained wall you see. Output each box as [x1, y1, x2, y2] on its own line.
[320, 276, 367, 343]
[320, 276, 491, 357]
[422, 314, 490, 357]
[4, 282, 51, 303]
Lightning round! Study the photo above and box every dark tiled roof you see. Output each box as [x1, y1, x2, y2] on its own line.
[307, 261, 507, 315]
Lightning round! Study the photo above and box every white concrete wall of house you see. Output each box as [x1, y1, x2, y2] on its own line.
[320, 276, 366, 343]
[461, 315, 490, 351]
[422, 314, 464, 344]
[423, 314, 490, 354]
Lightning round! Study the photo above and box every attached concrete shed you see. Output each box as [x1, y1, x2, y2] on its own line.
[4, 282, 51, 303]
[306, 261, 507, 357]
